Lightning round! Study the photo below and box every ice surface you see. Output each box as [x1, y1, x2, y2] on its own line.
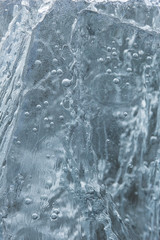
[0, 0, 160, 239]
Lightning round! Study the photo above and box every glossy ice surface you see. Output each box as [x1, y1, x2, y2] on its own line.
[0, 0, 160, 239]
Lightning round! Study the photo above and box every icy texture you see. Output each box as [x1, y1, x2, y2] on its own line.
[0, 0, 160, 239]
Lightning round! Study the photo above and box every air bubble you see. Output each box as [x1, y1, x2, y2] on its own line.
[62, 78, 72, 87]
[139, 50, 144, 56]
[50, 122, 54, 126]
[127, 68, 132, 72]
[124, 112, 128, 117]
[51, 69, 57, 75]
[16, 81, 21, 88]
[146, 56, 152, 64]
[113, 78, 119, 84]
[45, 180, 52, 189]
[40, 195, 48, 200]
[25, 198, 32, 205]
[112, 51, 117, 56]
[133, 43, 137, 48]
[50, 213, 58, 220]
[133, 53, 138, 58]
[52, 208, 60, 215]
[106, 69, 112, 74]
[53, 58, 58, 64]
[44, 101, 49, 105]
[150, 136, 157, 143]
[57, 68, 63, 75]
[33, 128, 38, 132]
[36, 104, 42, 109]
[37, 48, 42, 53]
[97, 58, 104, 62]
[59, 115, 64, 121]
[32, 213, 39, 220]
[24, 112, 29, 117]
[34, 60, 42, 65]
[125, 218, 130, 224]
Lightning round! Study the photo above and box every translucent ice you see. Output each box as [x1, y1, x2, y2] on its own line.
[0, 0, 160, 239]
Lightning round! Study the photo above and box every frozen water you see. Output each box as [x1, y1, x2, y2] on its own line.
[0, 0, 160, 239]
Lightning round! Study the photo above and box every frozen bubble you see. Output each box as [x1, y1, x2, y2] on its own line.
[127, 68, 132, 72]
[106, 69, 112, 74]
[133, 53, 138, 58]
[17, 141, 21, 145]
[44, 101, 49, 105]
[125, 218, 130, 224]
[16, 81, 21, 88]
[50, 121, 54, 125]
[24, 112, 30, 117]
[25, 198, 32, 205]
[107, 47, 111, 52]
[52, 208, 60, 215]
[37, 48, 43, 53]
[44, 117, 49, 121]
[139, 50, 144, 56]
[113, 78, 119, 84]
[35, 60, 42, 65]
[50, 213, 58, 220]
[133, 42, 138, 48]
[57, 68, 63, 75]
[151, 136, 158, 143]
[97, 58, 104, 62]
[40, 195, 48, 200]
[106, 56, 111, 61]
[32, 213, 39, 220]
[53, 58, 58, 64]
[46, 154, 50, 159]
[45, 180, 52, 189]
[123, 112, 128, 117]
[59, 115, 64, 121]
[146, 56, 152, 64]
[112, 51, 117, 56]
[62, 78, 72, 87]
[51, 69, 57, 75]
[128, 164, 133, 170]
[36, 104, 42, 109]
[33, 128, 38, 132]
